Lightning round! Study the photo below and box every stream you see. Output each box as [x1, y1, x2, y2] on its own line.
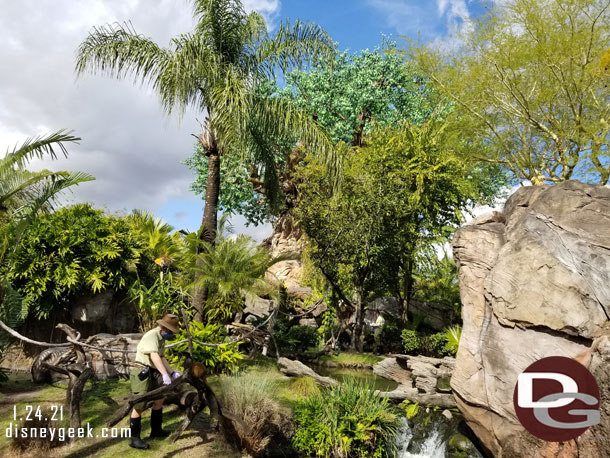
[315, 365, 484, 458]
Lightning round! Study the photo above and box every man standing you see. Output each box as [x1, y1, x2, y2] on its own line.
[128, 313, 182, 450]
[371, 310, 385, 355]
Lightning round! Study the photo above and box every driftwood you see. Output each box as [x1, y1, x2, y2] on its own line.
[373, 356, 456, 408]
[40, 324, 94, 430]
[278, 357, 338, 387]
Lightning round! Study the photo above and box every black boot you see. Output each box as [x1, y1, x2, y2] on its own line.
[150, 408, 171, 438]
[129, 417, 150, 449]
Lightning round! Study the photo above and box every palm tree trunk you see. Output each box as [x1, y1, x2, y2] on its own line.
[192, 142, 221, 321]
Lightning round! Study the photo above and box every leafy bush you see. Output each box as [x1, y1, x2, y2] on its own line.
[218, 371, 293, 456]
[274, 318, 320, 355]
[401, 329, 421, 354]
[167, 321, 243, 373]
[8, 204, 145, 319]
[292, 378, 399, 458]
[421, 332, 448, 357]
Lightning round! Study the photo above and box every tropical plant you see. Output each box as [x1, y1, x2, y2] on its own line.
[127, 209, 185, 269]
[7, 204, 143, 320]
[0, 130, 93, 260]
[192, 234, 280, 322]
[76, 0, 337, 317]
[0, 130, 93, 380]
[167, 321, 243, 373]
[444, 325, 462, 356]
[292, 377, 399, 458]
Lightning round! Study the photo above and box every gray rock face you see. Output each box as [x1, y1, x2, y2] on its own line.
[452, 181, 610, 457]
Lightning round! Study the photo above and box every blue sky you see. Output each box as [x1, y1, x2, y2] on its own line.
[0, 0, 493, 242]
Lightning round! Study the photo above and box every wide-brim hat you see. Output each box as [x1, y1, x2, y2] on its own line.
[157, 314, 181, 334]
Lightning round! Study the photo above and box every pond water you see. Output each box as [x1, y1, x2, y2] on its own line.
[313, 365, 399, 392]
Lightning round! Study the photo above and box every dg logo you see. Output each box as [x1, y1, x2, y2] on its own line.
[513, 356, 600, 442]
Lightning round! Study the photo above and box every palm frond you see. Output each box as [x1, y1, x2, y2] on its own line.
[76, 22, 171, 85]
[251, 19, 336, 79]
[2, 130, 80, 171]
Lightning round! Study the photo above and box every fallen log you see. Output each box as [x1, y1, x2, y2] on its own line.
[278, 357, 338, 387]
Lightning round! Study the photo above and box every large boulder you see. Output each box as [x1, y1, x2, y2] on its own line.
[451, 181, 610, 457]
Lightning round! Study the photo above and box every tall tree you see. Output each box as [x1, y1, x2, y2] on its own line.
[185, 41, 441, 229]
[408, 0, 610, 184]
[76, 0, 336, 318]
[295, 119, 503, 350]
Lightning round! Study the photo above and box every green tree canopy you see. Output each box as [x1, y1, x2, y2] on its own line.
[408, 0, 610, 184]
[186, 41, 442, 225]
[294, 119, 504, 349]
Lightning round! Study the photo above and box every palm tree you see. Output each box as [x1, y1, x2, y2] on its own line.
[75, 0, 337, 318]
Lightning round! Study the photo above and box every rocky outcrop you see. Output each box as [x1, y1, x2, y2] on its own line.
[452, 181, 610, 457]
[374, 355, 456, 408]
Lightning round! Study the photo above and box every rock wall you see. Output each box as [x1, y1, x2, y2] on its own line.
[451, 181, 610, 457]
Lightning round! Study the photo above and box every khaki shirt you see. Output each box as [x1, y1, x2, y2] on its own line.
[374, 315, 385, 328]
[135, 326, 165, 368]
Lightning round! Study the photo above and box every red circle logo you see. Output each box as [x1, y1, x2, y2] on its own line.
[513, 356, 600, 442]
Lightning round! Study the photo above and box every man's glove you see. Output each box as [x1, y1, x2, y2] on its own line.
[162, 373, 172, 385]
[171, 371, 180, 380]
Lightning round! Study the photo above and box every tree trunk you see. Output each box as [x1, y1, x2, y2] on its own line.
[401, 258, 414, 323]
[350, 286, 364, 351]
[192, 143, 221, 321]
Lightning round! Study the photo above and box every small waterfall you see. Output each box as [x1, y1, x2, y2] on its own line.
[396, 417, 447, 458]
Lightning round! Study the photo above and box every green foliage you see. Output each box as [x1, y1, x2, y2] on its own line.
[127, 272, 189, 331]
[401, 330, 421, 354]
[193, 234, 276, 322]
[401, 327, 461, 357]
[295, 118, 505, 348]
[292, 378, 399, 458]
[408, 0, 610, 184]
[413, 253, 461, 317]
[444, 325, 462, 356]
[402, 401, 419, 420]
[281, 40, 439, 145]
[274, 318, 320, 354]
[168, 321, 243, 373]
[7, 204, 144, 320]
[0, 131, 93, 381]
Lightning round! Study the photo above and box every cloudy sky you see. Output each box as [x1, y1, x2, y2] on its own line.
[0, 0, 491, 241]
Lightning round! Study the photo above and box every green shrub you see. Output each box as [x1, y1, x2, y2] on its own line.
[401, 329, 421, 354]
[8, 204, 146, 320]
[274, 318, 320, 354]
[421, 332, 448, 357]
[292, 378, 399, 458]
[167, 321, 243, 373]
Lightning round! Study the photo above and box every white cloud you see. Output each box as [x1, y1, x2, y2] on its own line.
[366, 0, 474, 47]
[0, 0, 280, 239]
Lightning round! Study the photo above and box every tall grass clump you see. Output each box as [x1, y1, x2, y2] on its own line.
[292, 378, 399, 458]
[218, 371, 293, 456]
